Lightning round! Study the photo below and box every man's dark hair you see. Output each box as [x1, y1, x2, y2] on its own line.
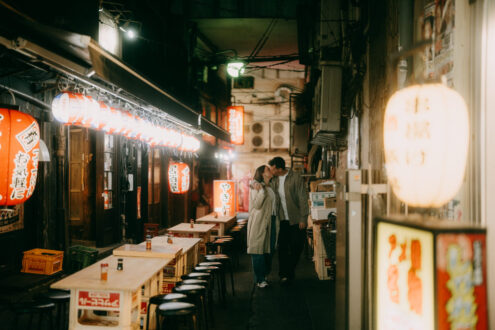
[268, 157, 285, 169]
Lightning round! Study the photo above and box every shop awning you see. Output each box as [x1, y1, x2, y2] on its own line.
[0, 10, 231, 142]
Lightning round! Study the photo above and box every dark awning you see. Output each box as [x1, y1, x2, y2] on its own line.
[0, 9, 231, 142]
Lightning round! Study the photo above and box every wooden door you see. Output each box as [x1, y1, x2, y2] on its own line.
[69, 128, 94, 242]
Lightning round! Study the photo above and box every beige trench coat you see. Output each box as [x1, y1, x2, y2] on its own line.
[247, 184, 279, 254]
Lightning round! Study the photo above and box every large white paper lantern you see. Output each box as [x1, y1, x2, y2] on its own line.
[383, 84, 469, 207]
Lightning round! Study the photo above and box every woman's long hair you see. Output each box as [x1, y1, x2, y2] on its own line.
[253, 165, 267, 184]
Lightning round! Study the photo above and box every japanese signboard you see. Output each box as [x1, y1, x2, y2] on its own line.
[375, 221, 435, 330]
[436, 233, 487, 330]
[78, 290, 121, 311]
[227, 106, 244, 145]
[0, 109, 40, 206]
[213, 180, 237, 216]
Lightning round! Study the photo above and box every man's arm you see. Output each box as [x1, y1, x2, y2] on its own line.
[297, 174, 309, 229]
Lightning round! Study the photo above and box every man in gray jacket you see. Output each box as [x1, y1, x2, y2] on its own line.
[268, 156, 309, 284]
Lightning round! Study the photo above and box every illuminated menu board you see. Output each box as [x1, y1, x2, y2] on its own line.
[374, 217, 487, 330]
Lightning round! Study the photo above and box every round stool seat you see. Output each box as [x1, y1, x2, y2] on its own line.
[183, 272, 211, 279]
[182, 279, 208, 286]
[199, 261, 222, 267]
[195, 266, 219, 272]
[157, 302, 196, 316]
[149, 294, 168, 305]
[205, 254, 229, 259]
[164, 293, 187, 302]
[43, 289, 70, 301]
[216, 235, 233, 239]
[174, 284, 206, 296]
[13, 300, 55, 313]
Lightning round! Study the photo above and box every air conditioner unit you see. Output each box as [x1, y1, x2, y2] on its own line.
[270, 121, 290, 149]
[313, 65, 342, 135]
[240, 121, 269, 151]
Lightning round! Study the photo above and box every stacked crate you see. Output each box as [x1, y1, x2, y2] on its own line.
[313, 223, 336, 280]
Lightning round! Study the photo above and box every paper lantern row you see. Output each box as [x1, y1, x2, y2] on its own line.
[168, 162, 190, 194]
[52, 92, 200, 152]
[0, 108, 40, 206]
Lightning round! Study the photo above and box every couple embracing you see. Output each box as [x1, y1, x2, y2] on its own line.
[247, 157, 309, 288]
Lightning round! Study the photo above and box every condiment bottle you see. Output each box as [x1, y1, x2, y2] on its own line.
[167, 234, 173, 244]
[190, 219, 194, 228]
[101, 263, 108, 281]
[117, 258, 123, 271]
[146, 235, 152, 250]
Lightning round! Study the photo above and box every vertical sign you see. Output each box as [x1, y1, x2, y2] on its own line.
[436, 233, 487, 330]
[227, 106, 244, 145]
[213, 180, 236, 216]
[375, 221, 435, 330]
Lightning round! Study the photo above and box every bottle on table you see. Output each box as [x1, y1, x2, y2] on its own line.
[101, 263, 108, 281]
[146, 235, 152, 250]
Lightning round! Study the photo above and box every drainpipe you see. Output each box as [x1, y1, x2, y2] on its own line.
[398, 0, 414, 88]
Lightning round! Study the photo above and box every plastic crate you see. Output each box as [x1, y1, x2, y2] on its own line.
[21, 249, 64, 275]
[68, 245, 98, 271]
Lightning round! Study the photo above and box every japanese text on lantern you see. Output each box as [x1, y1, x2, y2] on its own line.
[10, 120, 39, 201]
[169, 164, 179, 192]
[213, 180, 236, 216]
[228, 106, 244, 145]
[181, 165, 190, 192]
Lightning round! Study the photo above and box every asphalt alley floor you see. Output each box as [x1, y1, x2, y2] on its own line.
[213, 250, 334, 330]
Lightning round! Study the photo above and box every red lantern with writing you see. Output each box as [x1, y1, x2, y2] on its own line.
[0, 109, 40, 206]
[168, 162, 190, 194]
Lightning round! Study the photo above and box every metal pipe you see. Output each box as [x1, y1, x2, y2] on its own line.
[0, 82, 51, 110]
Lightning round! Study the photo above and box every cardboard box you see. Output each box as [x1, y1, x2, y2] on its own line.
[310, 191, 336, 202]
[310, 180, 336, 192]
[311, 207, 336, 220]
[324, 198, 337, 208]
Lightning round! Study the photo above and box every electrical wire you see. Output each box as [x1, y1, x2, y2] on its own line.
[247, 18, 277, 60]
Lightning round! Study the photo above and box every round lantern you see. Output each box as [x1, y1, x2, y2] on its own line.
[383, 84, 469, 207]
[168, 162, 190, 194]
[0, 108, 40, 206]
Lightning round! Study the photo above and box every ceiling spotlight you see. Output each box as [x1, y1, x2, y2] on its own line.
[126, 29, 136, 39]
[227, 62, 245, 78]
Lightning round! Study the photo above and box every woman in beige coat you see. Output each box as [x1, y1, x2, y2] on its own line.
[248, 165, 279, 288]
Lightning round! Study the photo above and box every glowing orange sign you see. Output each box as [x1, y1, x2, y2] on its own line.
[227, 106, 244, 145]
[0, 109, 40, 206]
[213, 180, 236, 216]
[375, 222, 434, 330]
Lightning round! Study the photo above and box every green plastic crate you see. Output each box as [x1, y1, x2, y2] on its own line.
[68, 245, 98, 271]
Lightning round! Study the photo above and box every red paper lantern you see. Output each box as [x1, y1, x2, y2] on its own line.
[168, 162, 190, 194]
[0, 108, 40, 206]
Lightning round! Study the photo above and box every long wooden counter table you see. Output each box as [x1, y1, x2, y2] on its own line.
[195, 213, 237, 237]
[167, 223, 215, 256]
[51, 255, 171, 330]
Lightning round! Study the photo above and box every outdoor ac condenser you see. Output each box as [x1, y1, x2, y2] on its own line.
[242, 121, 269, 151]
[313, 65, 342, 134]
[270, 121, 290, 149]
